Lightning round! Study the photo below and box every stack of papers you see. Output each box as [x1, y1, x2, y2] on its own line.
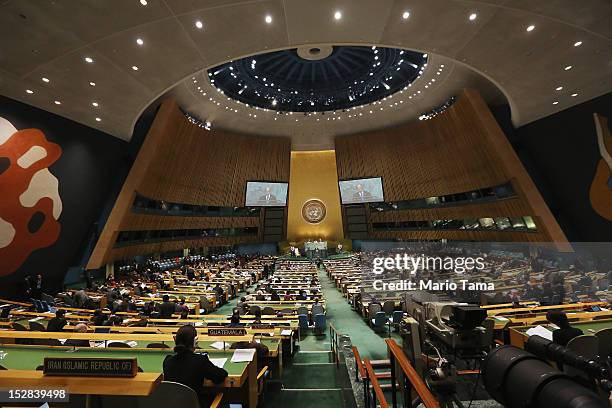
[230, 348, 256, 363]
[525, 325, 553, 341]
[209, 358, 227, 369]
[210, 341, 227, 350]
[280, 329, 292, 336]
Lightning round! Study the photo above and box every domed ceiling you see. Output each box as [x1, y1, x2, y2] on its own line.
[207, 46, 427, 113]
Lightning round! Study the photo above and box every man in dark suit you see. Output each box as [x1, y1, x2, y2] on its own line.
[546, 311, 583, 346]
[163, 325, 228, 407]
[257, 187, 278, 205]
[158, 295, 176, 318]
[47, 309, 67, 332]
[352, 184, 373, 202]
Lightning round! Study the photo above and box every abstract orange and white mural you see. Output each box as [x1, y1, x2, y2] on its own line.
[0, 116, 62, 276]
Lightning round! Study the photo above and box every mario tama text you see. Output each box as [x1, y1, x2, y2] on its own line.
[370, 253, 494, 292]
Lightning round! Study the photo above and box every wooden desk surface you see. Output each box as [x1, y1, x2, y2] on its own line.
[0, 370, 163, 396]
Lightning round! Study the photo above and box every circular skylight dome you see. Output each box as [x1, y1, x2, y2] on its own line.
[208, 45, 427, 112]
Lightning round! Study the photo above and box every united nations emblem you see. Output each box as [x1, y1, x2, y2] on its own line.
[302, 199, 326, 224]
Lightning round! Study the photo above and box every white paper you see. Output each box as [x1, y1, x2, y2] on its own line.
[210, 341, 227, 350]
[231, 348, 256, 363]
[29, 317, 45, 322]
[525, 325, 553, 341]
[127, 341, 138, 347]
[280, 329, 292, 336]
[209, 358, 227, 369]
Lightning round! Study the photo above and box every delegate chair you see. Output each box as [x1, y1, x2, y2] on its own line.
[41, 293, 55, 306]
[147, 343, 170, 349]
[29, 321, 46, 331]
[135, 381, 210, 408]
[108, 342, 131, 348]
[262, 307, 275, 315]
[565, 335, 599, 379]
[250, 305, 261, 315]
[371, 311, 387, 333]
[314, 313, 326, 335]
[298, 314, 311, 340]
[595, 328, 612, 369]
[389, 310, 404, 334]
[368, 303, 383, 321]
[199, 296, 212, 314]
[296, 306, 308, 316]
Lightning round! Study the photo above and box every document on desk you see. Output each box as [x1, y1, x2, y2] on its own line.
[280, 329, 292, 336]
[210, 341, 227, 350]
[525, 325, 553, 341]
[231, 348, 256, 363]
[209, 358, 227, 369]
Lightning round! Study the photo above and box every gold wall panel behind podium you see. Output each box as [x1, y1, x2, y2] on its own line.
[287, 151, 344, 241]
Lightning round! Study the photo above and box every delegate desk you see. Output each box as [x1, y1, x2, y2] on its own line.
[0, 345, 257, 406]
[508, 318, 612, 349]
[0, 329, 283, 378]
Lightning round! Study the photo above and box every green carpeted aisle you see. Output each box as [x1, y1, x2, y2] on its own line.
[316, 262, 402, 360]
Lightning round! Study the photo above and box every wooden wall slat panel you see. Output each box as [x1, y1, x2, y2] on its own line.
[335, 90, 568, 247]
[87, 99, 290, 268]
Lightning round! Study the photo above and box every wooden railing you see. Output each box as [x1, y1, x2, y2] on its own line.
[386, 339, 441, 408]
[364, 358, 389, 408]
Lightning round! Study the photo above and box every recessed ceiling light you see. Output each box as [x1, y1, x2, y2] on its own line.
[573, 41, 582, 47]
[195, 20, 203, 29]
[402, 11, 410, 19]
[26, 89, 33, 94]
[555, 86, 563, 91]
[571, 93, 578, 97]
[54, 100, 61, 105]
[132, 65, 139, 71]
[265, 15, 272, 24]
[552, 101, 559, 105]
[564, 65, 572, 71]
[526, 24, 535, 32]
[92, 102, 99, 107]
[84, 57, 93, 63]
[140, 0, 147, 5]
[334, 10, 342, 20]
[469, 13, 477, 21]
[89, 81, 96, 86]
[42, 77, 49, 83]
[95, 117, 101, 122]
[136, 38, 144, 45]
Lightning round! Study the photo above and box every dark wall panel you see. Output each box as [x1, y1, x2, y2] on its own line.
[495, 92, 612, 241]
[0, 96, 128, 297]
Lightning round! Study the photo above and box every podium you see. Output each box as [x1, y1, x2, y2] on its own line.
[304, 241, 327, 259]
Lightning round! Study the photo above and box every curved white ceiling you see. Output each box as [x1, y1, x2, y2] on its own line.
[0, 0, 610, 149]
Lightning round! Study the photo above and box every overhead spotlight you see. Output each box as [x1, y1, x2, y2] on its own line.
[564, 65, 572, 71]
[89, 81, 96, 86]
[42, 77, 50, 83]
[26, 89, 34, 94]
[469, 13, 477, 21]
[132, 65, 139, 70]
[571, 93, 578, 97]
[195, 20, 203, 29]
[92, 102, 99, 107]
[95, 117, 101, 122]
[84, 57, 93, 63]
[334, 10, 342, 20]
[265, 15, 272, 24]
[526, 24, 535, 32]
[136, 38, 144, 45]
[271, 99, 277, 106]
[54, 100, 61, 105]
[140, 0, 147, 5]
[553, 101, 559, 105]
[573, 41, 582, 47]
[402, 11, 410, 19]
